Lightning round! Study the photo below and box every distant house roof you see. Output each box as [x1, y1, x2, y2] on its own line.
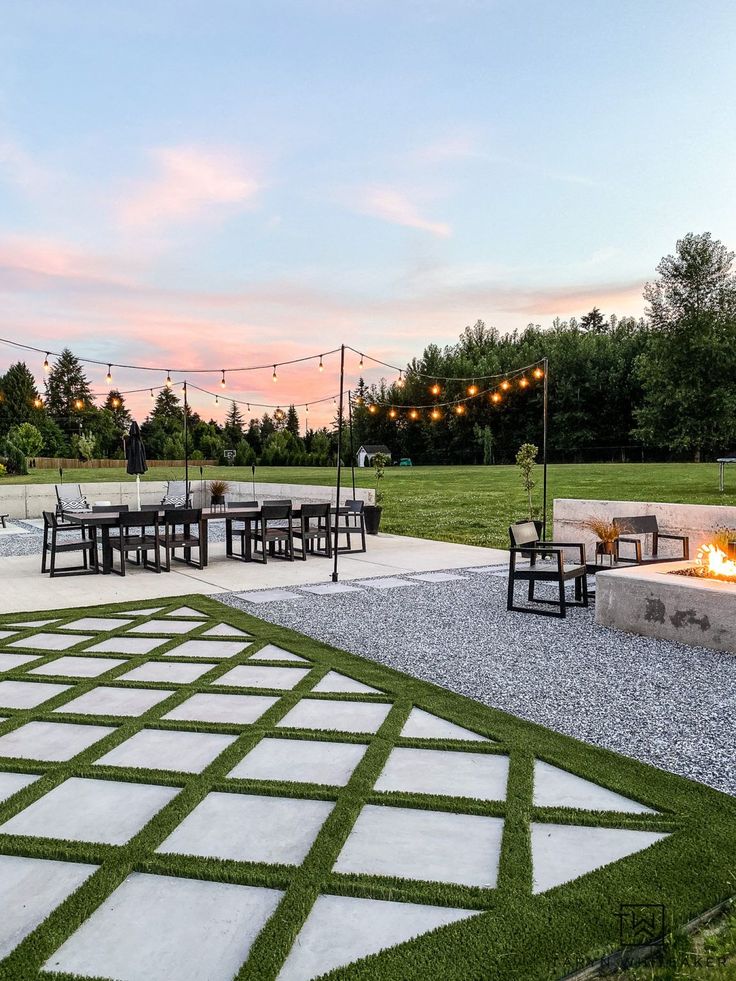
[358, 444, 391, 455]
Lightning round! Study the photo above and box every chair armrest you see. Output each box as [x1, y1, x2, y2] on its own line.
[539, 541, 586, 563]
[615, 536, 642, 561]
[657, 533, 688, 542]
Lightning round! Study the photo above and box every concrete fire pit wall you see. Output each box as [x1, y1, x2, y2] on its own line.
[554, 498, 736, 558]
[0, 481, 374, 520]
[596, 561, 736, 654]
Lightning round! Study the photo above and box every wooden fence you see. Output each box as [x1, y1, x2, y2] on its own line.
[32, 458, 217, 470]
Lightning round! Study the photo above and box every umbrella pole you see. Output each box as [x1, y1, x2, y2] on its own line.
[136, 475, 141, 511]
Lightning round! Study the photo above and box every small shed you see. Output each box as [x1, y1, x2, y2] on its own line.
[356, 444, 392, 468]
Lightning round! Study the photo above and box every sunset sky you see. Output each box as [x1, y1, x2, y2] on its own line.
[1, 0, 735, 426]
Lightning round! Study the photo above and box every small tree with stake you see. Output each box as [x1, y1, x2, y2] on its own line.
[516, 442, 538, 520]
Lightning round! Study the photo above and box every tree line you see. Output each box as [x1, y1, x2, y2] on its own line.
[1, 231, 735, 472]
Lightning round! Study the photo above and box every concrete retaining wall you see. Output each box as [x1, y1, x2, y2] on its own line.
[0, 481, 374, 519]
[553, 498, 736, 557]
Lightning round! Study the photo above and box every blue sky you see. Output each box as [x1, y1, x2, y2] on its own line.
[1, 0, 734, 422]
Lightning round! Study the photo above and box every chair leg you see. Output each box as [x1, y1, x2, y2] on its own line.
[49, 530, 57, 578]
[581, 573, 589, 608]
[506, 574, 515, 611]
[558, 578, 567, 618]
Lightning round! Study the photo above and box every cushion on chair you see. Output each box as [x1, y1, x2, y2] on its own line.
[162, 496, 187, 508]
[60, 498, 88, 513]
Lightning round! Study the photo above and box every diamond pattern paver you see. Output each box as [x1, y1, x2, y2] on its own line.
[0, 777, 179, 845]
[44, 872, 283, 981]
[127, 619, 202, 635]
[29, 655, 126, 678]
[96, 729, 236, 773]
[163, 692, 279, 725]
[0, 680, 70, 709]
[55, 686, 174, 718]
[0, 653, 43, 672]
[0, 721, 116, 762]
[277, 698, 392, 734]
[229, 737, 367, 786]
[311, 671, 381, 695]
[248, 644, 309, 663]
[59, 617, 133, 632]
[0, 771, 39, 804]
[7, 633, 93, 652]
[157, 791, 333, 865]
[201, 624, 252, 639]
[533, 761, 658, 813]
[84, 637, 167, 656]
[119, 662, 216, 684]
[159, 640, 249, 660]
[217, 665, 309, 690]
[375, 747, 509, 800]
[400, 707, 491, 743]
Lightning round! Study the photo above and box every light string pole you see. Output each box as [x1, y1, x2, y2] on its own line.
[348, 390, 356, 500]
[183, 381, 189, 506]
[542, 357, 549, 540]
[332, 344, 346, 582]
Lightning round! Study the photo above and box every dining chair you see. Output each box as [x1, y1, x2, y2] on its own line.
[158, 508, 203, 570]
[293, 503, 332, 559]
[244, 504, 294, 563]
[109, 511, 161, 575]
[41, 511, 98, 577]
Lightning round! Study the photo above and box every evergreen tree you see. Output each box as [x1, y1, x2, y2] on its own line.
[580, 307, 608, 333]
[224, 401, 245, 446]
[285, 404, 300, 437]
[44, 349, 94, 435]
[260, 412, 276, 439]
[0, 362, 44, 436]
[141, 388, 184, 459]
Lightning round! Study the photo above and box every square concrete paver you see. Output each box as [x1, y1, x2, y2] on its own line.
[533, 761, 658, 813]
[117, 607, 164, 617]
[163, 693, 278, 725]
[300, 582, 363, 595]
[356, 577, 415, 590]
[0, 721, 116, 762]
[0, 777, 178, 845]
[236, 589, 305, 604]
[311, 671, 381, 695]
[248, 644, 309, 663]
[55, 686, 173, 718]
[408, 572, 467, 583]
[0, 680, 70, 710]
[334, 804, 504, 887]
[157, 792, 333, 865]
[128, 620, 202, 635]
[97, 729, 236, 773]
[0, 653, 43, 672]
[7, 632, 93, 652]
[161, 640, 249, 660]
[84, 637, 167, 656]
[0, 855, 97, 960]
[29, 655, 126, 678]
[119, 662, 216, 684]
[229, 737, 367, 786]
[60, 617, 133, 632]
[277, 698, 392, 734]
[217, 665, 309, 691]
[44, 872, 283, 981]
[0, 771, 39, 803]
[375, 747, 509, 800]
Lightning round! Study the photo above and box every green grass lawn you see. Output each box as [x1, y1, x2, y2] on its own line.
[4, 463, 735, 549]
[0, 594, 734, 980]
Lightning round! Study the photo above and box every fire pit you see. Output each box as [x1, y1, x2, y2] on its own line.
[596, 550, 736, 654]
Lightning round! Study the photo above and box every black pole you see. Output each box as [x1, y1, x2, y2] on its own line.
[332, 344, 346, 582]
[251, 463, 256, 502]
[542, 358, 549, 539]
[348, 389, 356, 500]
[183, 381, 189, 505]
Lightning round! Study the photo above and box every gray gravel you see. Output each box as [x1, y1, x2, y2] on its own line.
[219, 571, 736, 797]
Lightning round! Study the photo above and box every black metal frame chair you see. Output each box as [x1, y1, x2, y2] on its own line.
[55, 484, 88, 523]
[41, 510, 98, 577]
[158, 508, 203, 571]
[244, 504, 294, 563]
[109, 511, 161, 575]
[332, 500, 367, 553]
[161, 480, 192, 508]
[613, 515, 689, 564]
[507, 521, 588, 618]
[293, 503, 332, 560]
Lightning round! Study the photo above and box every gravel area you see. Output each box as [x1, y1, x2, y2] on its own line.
[219, 570, 736, 797]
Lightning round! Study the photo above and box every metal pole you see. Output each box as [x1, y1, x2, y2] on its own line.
[332, 344, 346, 582]
[183, 381, 189, 506]
[348, 389, 356, 500]
[542, 358, 549, 540]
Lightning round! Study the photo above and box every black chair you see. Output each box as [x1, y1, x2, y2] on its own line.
[55, 484, 88, 524]
[161, 481, 191, 508]
[507, 521, 588, 619]
[41, 511, 98, 577]
[109, 511, 161, 575]
[293, 503, 332, 560]
[244, 504, 294, 563]
[225, 502, 259, 560]
[158, 508, 203, 571]
[332, 500, 367, 553]
[613, 515, 689, 564]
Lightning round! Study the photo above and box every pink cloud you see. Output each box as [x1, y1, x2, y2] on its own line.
[354, 185, 451, 238]
[0, 235, 136, 289]
[119, 147, 259, 228]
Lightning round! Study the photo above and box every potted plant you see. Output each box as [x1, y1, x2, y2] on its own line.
[582, 517, 625, 564]
[364, 453, 388, 535]
[209, 479, 230, 509]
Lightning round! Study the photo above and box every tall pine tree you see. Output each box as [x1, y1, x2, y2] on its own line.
[0, 362, 43, 436]
[285, 404, 300, 437]
[44, 349, 93, 432]
[224, 400, 244, 447]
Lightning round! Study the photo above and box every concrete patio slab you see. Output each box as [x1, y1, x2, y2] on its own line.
[0, 776, 178, 845]
[60, 617, 133, 632]
[119, 662, 216, 684]
[276, 893, 478, 981]
[311, 671, 381, 695]
[276, 698, 392, 734]
[29, 655, 126, 678]
[44, 872, 283, 981]
[84, 636, 167, 656]
[0, 631, 17, 640]
[400, 708, 491, 743]
[7, 632, 93, 651]
[248, 644, 308, 663]
[217, 664, 310, 690]
[163, 692, 278, 725]
[157, 791, 333, 865]
[356, 577, 416, 590]
[236, 589, 305, 604]
[375, 747, 509, 801]
[0, 653, 44, 672]
[0, 771, 39, 803]
[334, 804, 504, 887]
[127, 619, 203, 635]
[118, 607, 164, 617]
[0, 680, 70, 709]
[55, 685, 173, 718]
[161, 639, 249, 660]
[533, 761, 657, 814]
[229, 737, 367, 786]
[0, 855, 97, 960]
[0, 721, 116, 761]
[96, 728, 236, 773]
[164, 606, 208, 618]
[201, 624, 251, 638]
[299, 582, 363, 595]
[7, 619, 58, 627]
[408, 571, 467, 582]
[530, 822, 669, 894]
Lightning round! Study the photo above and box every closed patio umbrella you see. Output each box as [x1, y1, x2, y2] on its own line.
[126, 421, 148, 510]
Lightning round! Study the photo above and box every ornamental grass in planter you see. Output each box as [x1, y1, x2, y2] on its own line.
[209, 478, 230, 507]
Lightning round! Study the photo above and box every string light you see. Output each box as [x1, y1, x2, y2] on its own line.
[165, 371, 172, 388]
[397, 371, 405, 388]
[43, 353, 50, 373]
[319, 355, 324, 372]
[389, 408, 398, 419]
[359, 353, 364, 369]
[272, 365, 278, 383]
[150, 389, 155, 400]
[74, 398, 84, 410]
[519, 376, 529, 388]
[305, 404, 309, 415]
[454, 404, 466, 415]
[220, 370, 226, 389]
[106, 365, 112, 385]
[368, 404, 377, 414]
[409, 408, 419, 420]
[430, 382, 441, 396]
[491, 392, 502, 403]
[247, 403, 251, 412]
[215, 394, 219, 405]
[533, 366, 544, 379]
[111, 397, 120, 408]
[430, 407, 442, 421]
[467, 382, 478, 397]
[33, 397, 43, 408]
[274, 406, 285, 422]
[501, 379, 510, 391]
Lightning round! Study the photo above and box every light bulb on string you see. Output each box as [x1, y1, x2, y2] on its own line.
[409, 408, 419, 420]
[272, 365, 278, 383]
[318, 355, 324, 372]
[519, 376, 529, 388]
[106, 365, 112, 385]
[74, 398, 84, 411]
[533, 366, 544, 379]
[150, 389, 155, 400]
[501, 379, 510, 391]
[430, 382, 441, 396]
[491, 391, 502, 404]
[247, 402, 251, 412]
[454, 404, 466, 415]
[43, 353, 50, 373]
[430, 407, 442, 421]
[305, 404, 309, 415]
[274, 406, 285, 422]
[165, 371, 172, 388]
[389, 408, 397, 419]
[33, 397, 43, 409]
[220, 370, 226, 389]
[467, 382, 478, 397]
[111, 397, 120, 408]
[397, 371, 405, 388]
[368, 404, 377, 414]
[359, 353, 364, 369]
[215, 394, 219, 405]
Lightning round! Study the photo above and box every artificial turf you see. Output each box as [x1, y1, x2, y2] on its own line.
[0, 593, 733, 981]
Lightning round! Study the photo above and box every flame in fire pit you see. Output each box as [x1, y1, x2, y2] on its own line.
[696, 544, 736, 579]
